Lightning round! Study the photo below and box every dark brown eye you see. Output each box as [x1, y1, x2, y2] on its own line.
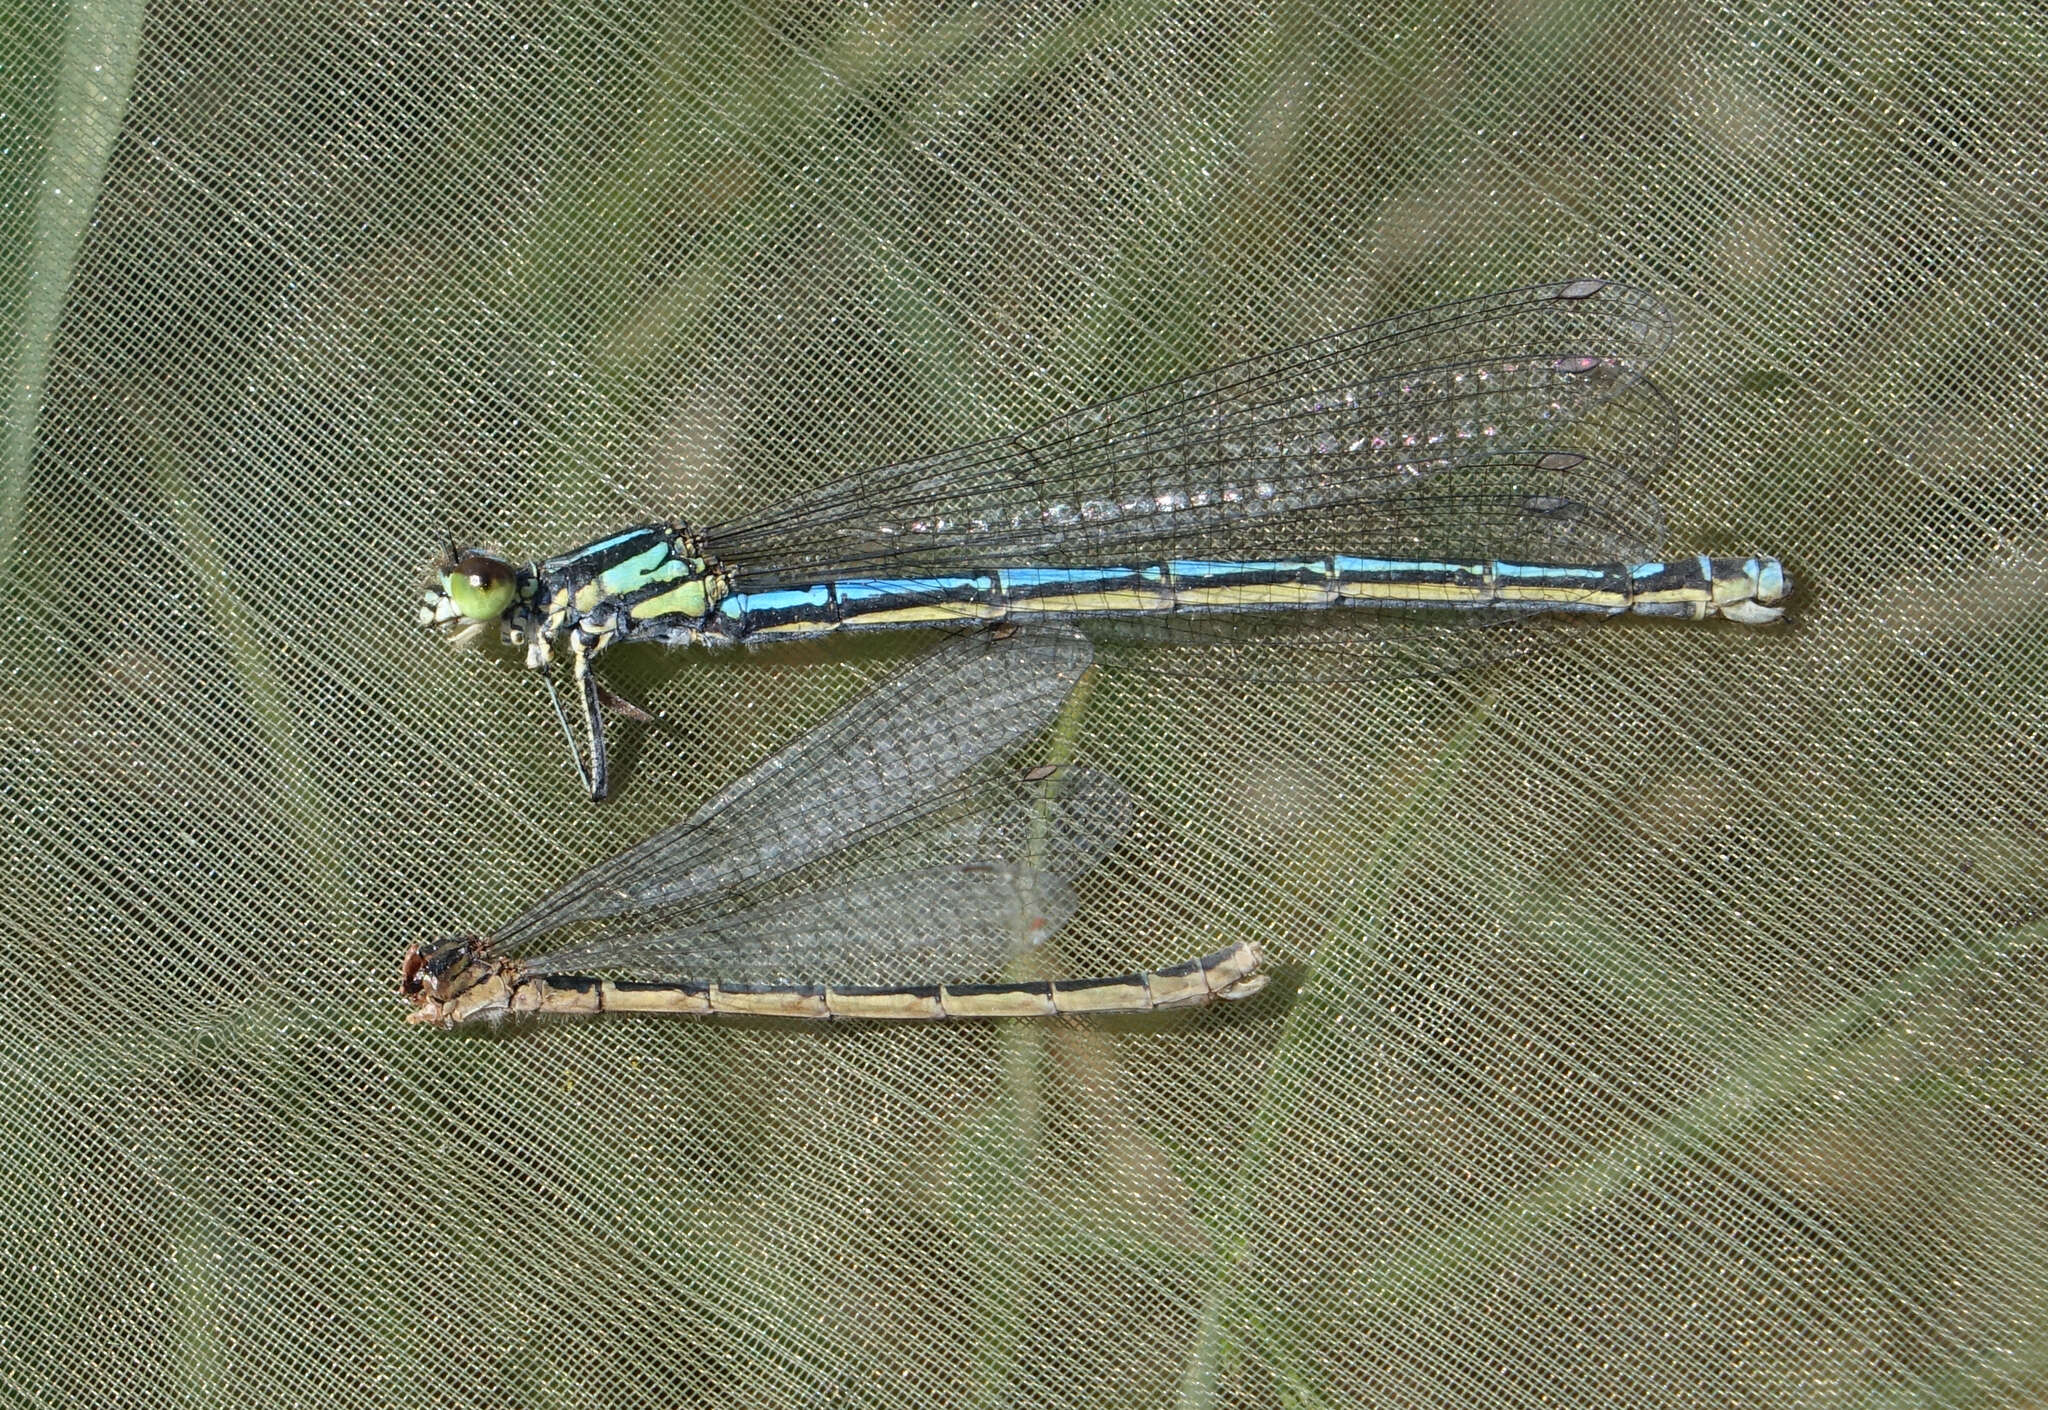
[399, 946, 426, 996]
[442, 552, 517, 621]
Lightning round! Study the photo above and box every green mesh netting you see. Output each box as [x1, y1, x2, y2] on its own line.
[4, 0, 2046, 1405]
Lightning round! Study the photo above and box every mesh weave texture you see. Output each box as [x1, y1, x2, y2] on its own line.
[3, 0, 2045, 1406]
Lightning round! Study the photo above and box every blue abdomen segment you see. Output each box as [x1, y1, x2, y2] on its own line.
[716, 584, 832, 634]
[710, 554, 1788, 640]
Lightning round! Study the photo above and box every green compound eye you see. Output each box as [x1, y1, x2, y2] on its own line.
[443, 553, 517, 622]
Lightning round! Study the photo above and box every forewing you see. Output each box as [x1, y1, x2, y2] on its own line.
[707, 279, 1675, 582]
[710, 379, 1675, 687]
[494, 628, 1093, 948]
[520, 766, 1137, 985]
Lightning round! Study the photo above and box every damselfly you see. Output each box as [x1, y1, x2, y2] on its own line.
[404, 629, 1268, 1026]
[421, 279, 1789, 800]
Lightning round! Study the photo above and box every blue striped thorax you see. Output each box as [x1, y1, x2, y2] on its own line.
[417, 522, 731, 666]
[533, 522, 727, 646]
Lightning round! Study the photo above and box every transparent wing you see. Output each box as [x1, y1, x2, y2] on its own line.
[523, 867, 1081, 987]
[521, 765, 1136, 986]
[494, 627, 1093, 948]
[707, 279, 1676, 582]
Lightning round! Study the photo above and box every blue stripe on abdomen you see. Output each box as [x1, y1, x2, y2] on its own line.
[1491, 560, 1630, 613]
[708, 555, 1724, 640]
[836, 576, 992, 609]
[996, 565, 1165, 611]
[1164, 559, 1333, 609]
[720, 584, 832, 634]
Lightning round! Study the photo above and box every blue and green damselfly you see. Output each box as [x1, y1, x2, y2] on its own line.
[420, 279, 1789, 800]
[405, 629, 1268, 1026]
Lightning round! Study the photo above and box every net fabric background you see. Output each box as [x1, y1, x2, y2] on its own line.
[3, 0, 2044, 1405]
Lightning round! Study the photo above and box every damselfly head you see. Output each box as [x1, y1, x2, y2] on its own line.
[443, 550, 519, 622]
[398, 944, 428, 997]
[400, 935, 487, 1001]
[418, 548, 520, 633]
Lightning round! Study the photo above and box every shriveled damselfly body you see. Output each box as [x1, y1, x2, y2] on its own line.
[421, 279, 1790, 799]
[404, 630, 1269, 1027]
[410, 939, 1267, 1026]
